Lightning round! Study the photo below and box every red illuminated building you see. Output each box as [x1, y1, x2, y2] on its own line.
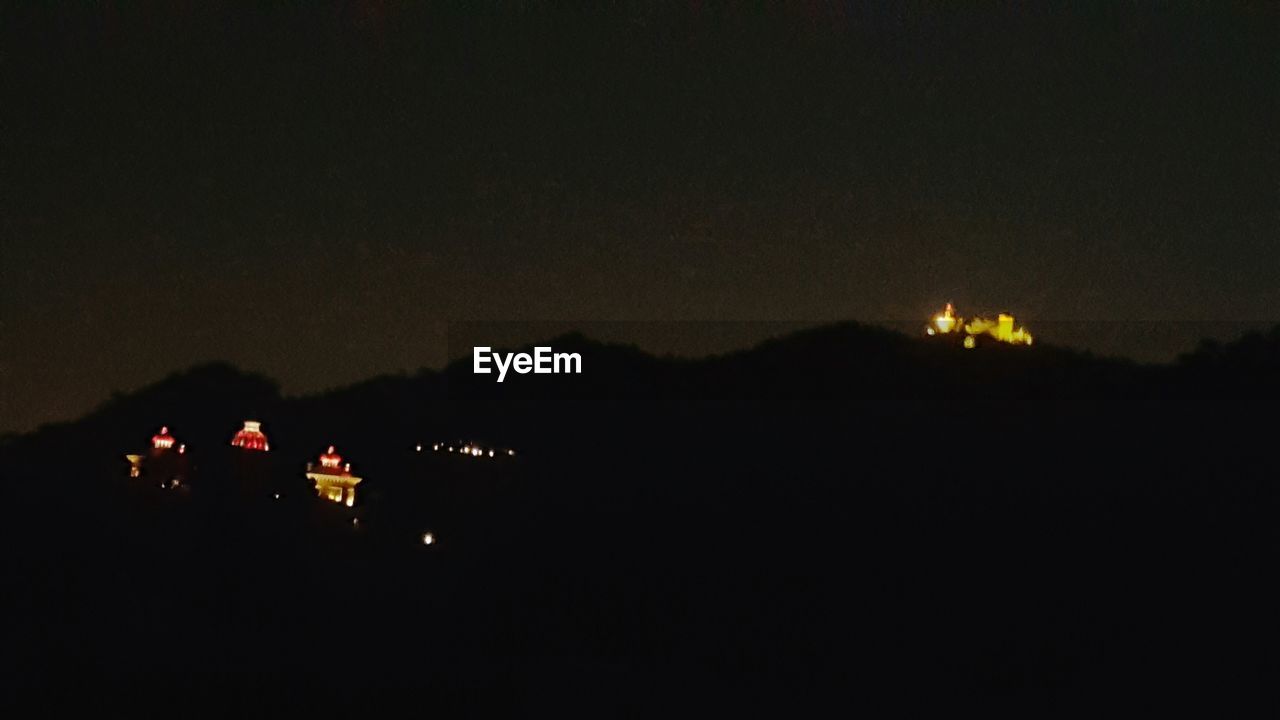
[230, 420, 270, 451]
[126, 425, 188, 486]
[151, 426, 176, 450]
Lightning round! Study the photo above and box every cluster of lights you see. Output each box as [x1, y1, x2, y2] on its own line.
[148, 427, 188, 454]
[426, 441, 515, 459]
[318, 445, 343, 469]
[124, 424, 493, 553]
[151, 426, 177, 450]
[926, 303, 1034, 348]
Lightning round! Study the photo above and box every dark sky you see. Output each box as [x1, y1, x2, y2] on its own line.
[2, 2, 1277, 433]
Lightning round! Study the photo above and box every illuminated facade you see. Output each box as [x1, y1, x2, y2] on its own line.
[928, 303, 959, 335]
[230, 420, 270, 451]
[926, 303, 1033, 348]
[149, 426, 186, 456]
[305, 446, 363, 507]
[151, 426, 176, 451]
[125, 425, 188, 483]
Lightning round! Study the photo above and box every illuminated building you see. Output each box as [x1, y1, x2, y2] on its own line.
[230, 420, 270, 451]
[926, 303, 959, 336]
[926, 303, 1033, 348]
[229, 420, 274, 500]
[125, 425, 188, 483]
[151, 426, 176, 451]
[305, 445, 363, 507]
[964, 313, 1033, 346]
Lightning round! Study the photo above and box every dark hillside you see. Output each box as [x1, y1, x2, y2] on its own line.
[4, 322, 1278, 712]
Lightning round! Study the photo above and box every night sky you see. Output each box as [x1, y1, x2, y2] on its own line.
[2, 2, 1276, 434]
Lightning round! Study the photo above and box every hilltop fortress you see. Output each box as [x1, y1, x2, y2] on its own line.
[926, 303, 1034, 349]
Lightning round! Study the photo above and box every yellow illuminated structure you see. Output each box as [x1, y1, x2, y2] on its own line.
[926, 303, 959, 336]
[926, 303, 1033, 348]
[964, 313, 1033, 346]
[305, 446, 363, 507]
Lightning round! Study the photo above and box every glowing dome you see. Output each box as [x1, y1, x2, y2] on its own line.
[319, 445, 343, 469]
[230, 420, 270, 452]
[932, 303, 958, 334]
[151, 426, 176, 450]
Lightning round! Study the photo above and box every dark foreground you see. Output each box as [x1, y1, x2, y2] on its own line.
[5, 324, 1278, 713]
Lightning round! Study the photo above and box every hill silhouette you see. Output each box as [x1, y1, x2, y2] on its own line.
[5, 322, 1279, 712]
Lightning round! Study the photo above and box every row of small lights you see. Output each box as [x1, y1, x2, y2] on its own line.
[415, 442, 516, 459]
[343, 440, 511, 542]
[151, 422, 519, 456]
[410, 442, 513, 546]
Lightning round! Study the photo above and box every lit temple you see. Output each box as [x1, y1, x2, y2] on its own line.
[125, 425, 187, 481]
[929, 303, 959, 335]
[230, 420, 270, 451]
[151, 426, 176, 450]
[926, 303, 1033, 348]
[305, 445, 363, 507]
[964, 313, 1033, 347]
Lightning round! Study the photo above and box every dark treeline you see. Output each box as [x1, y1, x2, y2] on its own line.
[5, 323, 1279, 712]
